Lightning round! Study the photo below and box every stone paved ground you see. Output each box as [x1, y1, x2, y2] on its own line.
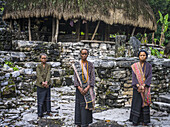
[0, 85, 170, 127]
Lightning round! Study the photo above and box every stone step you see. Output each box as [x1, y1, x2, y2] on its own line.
[158, 94, 170, 103]
[152, 102, 170, 113]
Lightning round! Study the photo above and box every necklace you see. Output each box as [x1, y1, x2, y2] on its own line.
[81, 60, 88, 83]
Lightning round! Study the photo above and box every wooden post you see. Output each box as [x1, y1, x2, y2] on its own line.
[91, 21, 100, 40]
[143, 28, 147, 44]
[105, 24, 110, 41]
[85, 22, 88, 40]
[152, 32, 155, 44]
[55, 19, 59, 42]
[10, 19, 13, 30]
[22, 19, 25, 31]
[76, 19, 80, 41]
[108, 25, 110, 41]
[18, 19, 21, 32]
[52, 17, 55, 42]
[28, 18, 32, 41]
[131, 27, 136, 37]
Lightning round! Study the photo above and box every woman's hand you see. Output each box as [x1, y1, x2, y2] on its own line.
[138, 85, 145, 93]
[83, 85, 90, 95]
[78, 86, 85, 95]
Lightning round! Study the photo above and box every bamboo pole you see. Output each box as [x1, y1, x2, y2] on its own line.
[91, 21, 100, 40]
[131, 27, 136, 37]
[152, 32, 155, 44]
[52, 17, 55, 42]
[28, 18, 32, 41]
[55, 19, 59, 42]
[10, 19, 13, 30]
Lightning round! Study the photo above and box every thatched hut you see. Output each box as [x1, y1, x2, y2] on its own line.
[3, 0, 157, 42]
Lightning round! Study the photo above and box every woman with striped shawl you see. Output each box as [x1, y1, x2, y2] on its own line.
[73, 48, 95, 127]
[129, 50, 152, 126]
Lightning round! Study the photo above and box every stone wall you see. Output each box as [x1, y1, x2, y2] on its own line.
[0, 40, 169, 108]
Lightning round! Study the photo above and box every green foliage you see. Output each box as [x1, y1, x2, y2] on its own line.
[149, 47, 164, 58]
[5, 61, 19, 71]
[110, 34, 118, 38]
[147, 0, 170, 45]
[157, 11, 170, 33]
[117, 45, 125, 57]
[13, 66, 19, 71]
[81, 32, 85, 35]
[5, 61, 13, 66]
[0, 7, 4, 11]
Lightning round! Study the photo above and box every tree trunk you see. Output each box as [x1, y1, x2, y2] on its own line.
[160, 25, 164, 46]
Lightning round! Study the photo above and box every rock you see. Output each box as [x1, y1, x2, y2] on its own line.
[0, 58, 5, 63]
[12, 71, 20, 77]
[100, 43, 107, 50]
[91, 43, 99, 48]
[129, 36, 141, 56]
[116, 61, 134, 67]
[112, 70, 126, 79]
[15, 40, 37, 48]
[93, 108, 130, 122]
[24, 62, 37, 68]
[0, 75, 5, 80]
[5, 73, 10, 78]
[11, 52, 26, 58]
[1, 81, 8, 86]
[95, 77, 101, 82]
[159, 94, 170, 103]
[50, 62, 61, 68]
[24, 69, 33, 75]
[152, 102, 170, 113]
[100, 61, 116, 68]
[3, 64, 10, 70]
[163, 60, 170, 67]
[21, 97, 35, 102]
[22, 112, 37, 122]
[52, 77, 62, 85]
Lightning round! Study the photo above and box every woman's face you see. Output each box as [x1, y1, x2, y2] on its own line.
[81, 50, 88, 61]
[139, 52, 147, 62]
[40, 55, 47, 64]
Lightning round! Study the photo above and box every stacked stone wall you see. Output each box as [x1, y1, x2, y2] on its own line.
[0, 40, 169, 108]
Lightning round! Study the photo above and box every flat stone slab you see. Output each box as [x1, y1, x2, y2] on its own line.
[159, 94, 170, 103]
[152, 102, 170, 113]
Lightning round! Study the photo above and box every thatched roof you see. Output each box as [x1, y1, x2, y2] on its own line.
[3, 0, 157, 31]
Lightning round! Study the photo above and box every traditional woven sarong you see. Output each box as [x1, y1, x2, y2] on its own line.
[37, 86, 51, 117]
[131, 62, 151, 106]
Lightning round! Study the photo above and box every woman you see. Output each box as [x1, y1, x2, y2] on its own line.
[73, 48, 95, 127]
[129, 50, 152, 126]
